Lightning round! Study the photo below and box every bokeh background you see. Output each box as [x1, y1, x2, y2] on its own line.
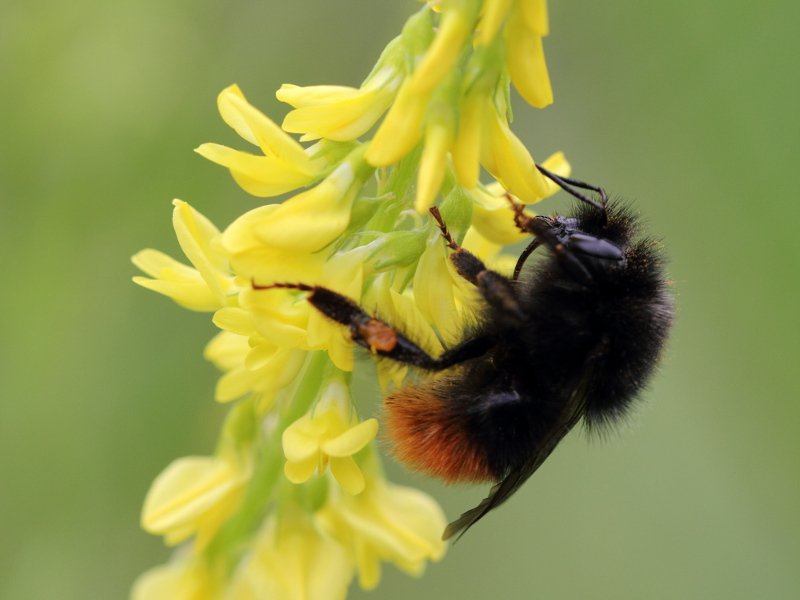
[2, 1, 799, 598]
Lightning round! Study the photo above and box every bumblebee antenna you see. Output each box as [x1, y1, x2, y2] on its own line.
[536, 164, 608, 211]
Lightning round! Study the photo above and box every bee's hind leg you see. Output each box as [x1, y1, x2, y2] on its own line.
[252, 282, 495, 370]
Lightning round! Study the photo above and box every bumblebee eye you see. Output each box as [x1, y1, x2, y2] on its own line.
[568, 233, 624, 261]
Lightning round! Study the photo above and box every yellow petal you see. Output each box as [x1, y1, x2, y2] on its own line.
[330, 456, 366, 495]
[482, 111, 550, 203]
[132, 248, 195, 279]
[219, 204, 281, 256]
[326, 329, 355, 372]
[195, 143, 314, 198]
[506, 13, 553, 109]
[283, 417, 320, 462]
[476, 0, 513, 46]
[452, 91, 486, 189]
[171, 199, 227, 276]
[133, 271, 220, 312]
[141, 456, 242, 536]
[469, 186, 529, 245]
[276, 83, 359, 107]
[365, 79, 427, 167]
[243, 341, 278, 370]
[284, 456, 319, 484]
[413, 235, 462, 345]
[204, 331, 249, 371]
[519, 0, 549, 35]
[212, 307, 254, 336]
[131, 560, 217, 600]
[217, 84, 314, 172]
[416, 122, 454, 213]
[540, 150, 572, 193]
[253, 159, 362, 252]
[280, 78, 397, 142]
[215, 366, 259, 403]
[257, 349, 308, 394]
[409, 8, 473, 95]
[322, 418, 379, 457]
[228, 513, 353, 600]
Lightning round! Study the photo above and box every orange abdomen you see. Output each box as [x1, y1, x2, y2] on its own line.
[384, 384, 496, 484]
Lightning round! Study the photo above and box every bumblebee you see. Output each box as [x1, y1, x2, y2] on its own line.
[257, 168, 674, 540]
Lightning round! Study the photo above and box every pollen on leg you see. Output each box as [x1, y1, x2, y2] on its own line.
[384, 384, 495, 484]
[357, 319, 398, 353]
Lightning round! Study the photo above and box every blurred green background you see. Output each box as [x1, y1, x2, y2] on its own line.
[2, 1, 799, 598]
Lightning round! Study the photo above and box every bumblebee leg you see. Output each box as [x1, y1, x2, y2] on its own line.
[512, 239, 541, 281]
[252, 282, 495, 370]
[429, 208, 525, 322]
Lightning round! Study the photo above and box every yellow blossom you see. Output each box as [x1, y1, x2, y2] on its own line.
[481, 107, 551, 203]
[318, 455, 447, 590]
[407, 1, 477, 95]
[364, 78, 430, 167]
[412, 228, 477, 346]
[233, 249, 364, 372]
[195, 85, 328, 197]
[506, 1, 553, 108]
[282, 380, 378, 495]
[131, 553, 221, 600]
[225, 512, 353, 600]
[475, 0, 513, 46]
[451, 87, 488, 189]
[220, 146, 371, 260]
[470, 151, 571, 244]
[416, 113, 456, 213]
[204, 329, 306, 406]
[277, 67, 401, 142]
[132, 200, 235, 311]
[141, 454, 250, 550]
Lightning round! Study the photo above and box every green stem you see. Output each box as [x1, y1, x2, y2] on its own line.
[204, 351, 330, 567]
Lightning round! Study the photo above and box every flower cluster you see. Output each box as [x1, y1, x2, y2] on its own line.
[133, 1, 569, 597]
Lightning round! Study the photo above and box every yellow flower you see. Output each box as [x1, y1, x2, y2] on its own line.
[225, 512, 353, 600]
[416, 105, 456, 213]
[475, 0, 514, 47]
[481, 107, 551, 204]
[412, 228, 477, 346]
[232, 249, 364, 372]
[451, 86, 488, 189]
[364, 77, 429, 167]
[277, 67, 402, 142]
[195, 85, 328, 197]
[221, 146, 371, 261]
[141, 454, 250, 550]
[282, 380, 378, 495]
[204, 328, 306, 407]
[318, 456, 447, 591]
[407, 2, 477, 95]
[505, 1, 553, 108]
[470, 151, 571, 244]
[132, 200, 236, 311]
[131, 553, 221, 600]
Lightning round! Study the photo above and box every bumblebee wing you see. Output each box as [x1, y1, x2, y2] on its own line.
[442, 462, 532, 541]
[442, 369, 594, 541]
